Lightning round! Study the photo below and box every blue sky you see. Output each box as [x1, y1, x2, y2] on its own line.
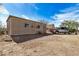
[0, 3, 79, 27]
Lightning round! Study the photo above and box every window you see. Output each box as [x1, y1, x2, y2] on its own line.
[37, 25, 40, 29]
[24, 23, 29, 27]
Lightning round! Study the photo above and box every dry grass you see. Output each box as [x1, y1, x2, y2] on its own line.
[0, 35, 79, 56]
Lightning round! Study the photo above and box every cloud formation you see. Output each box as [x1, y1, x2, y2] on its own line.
[0, 4, 9, 27]
[21, 15, 30, 19]
[0, 4, 9, 15]
[51, 4, 79, 27]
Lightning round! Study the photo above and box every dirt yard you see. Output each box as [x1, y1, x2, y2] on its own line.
[0, 34, 79, 56]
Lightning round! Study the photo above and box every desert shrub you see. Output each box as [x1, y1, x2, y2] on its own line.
[69, 29, 76, 33]
[0, 21, 7, 35]
[0, 27, 6, 35]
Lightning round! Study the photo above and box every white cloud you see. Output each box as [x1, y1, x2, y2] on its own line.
[13, 3, 39, 10]
[21, 14, 51, 25]
[34, 6, 39, 10]
[0, 4, 9, 27]
[28, 3, 39, 10]
[21, 15, 30, 19]
[0, 14, 9, 27]
[0, 4, 9, 14]
[51, 4, 79, 27]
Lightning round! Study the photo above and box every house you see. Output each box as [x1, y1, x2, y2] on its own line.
[46, 24, 55, 30]
[7, 15, 46, 35]
[46, 24, 55, 33]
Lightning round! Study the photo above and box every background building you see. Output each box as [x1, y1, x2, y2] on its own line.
[46, 24, 55, 29]
[46, 24, 55, 33]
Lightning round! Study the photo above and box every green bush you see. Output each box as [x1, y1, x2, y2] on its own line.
[69, 29, 76, 33]
[60, 20, 79, 33]
[0, 28, 6, 35]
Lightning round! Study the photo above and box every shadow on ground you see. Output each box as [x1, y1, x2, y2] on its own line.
[11, 34, 52, 43]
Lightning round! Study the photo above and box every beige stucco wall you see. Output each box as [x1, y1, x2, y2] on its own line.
[7, 16, 46, 35]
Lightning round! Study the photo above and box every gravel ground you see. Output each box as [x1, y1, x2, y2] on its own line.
[0, 34, 79, 56]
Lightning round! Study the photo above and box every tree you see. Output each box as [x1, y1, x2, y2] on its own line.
[0, 21, 2, 31]
[60, 20, 79, 32]
[0, 21, 6, 35]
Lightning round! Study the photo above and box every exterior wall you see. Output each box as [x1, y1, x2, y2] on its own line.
[7, 16, 46, 35]
[7, 18, 12, 35]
